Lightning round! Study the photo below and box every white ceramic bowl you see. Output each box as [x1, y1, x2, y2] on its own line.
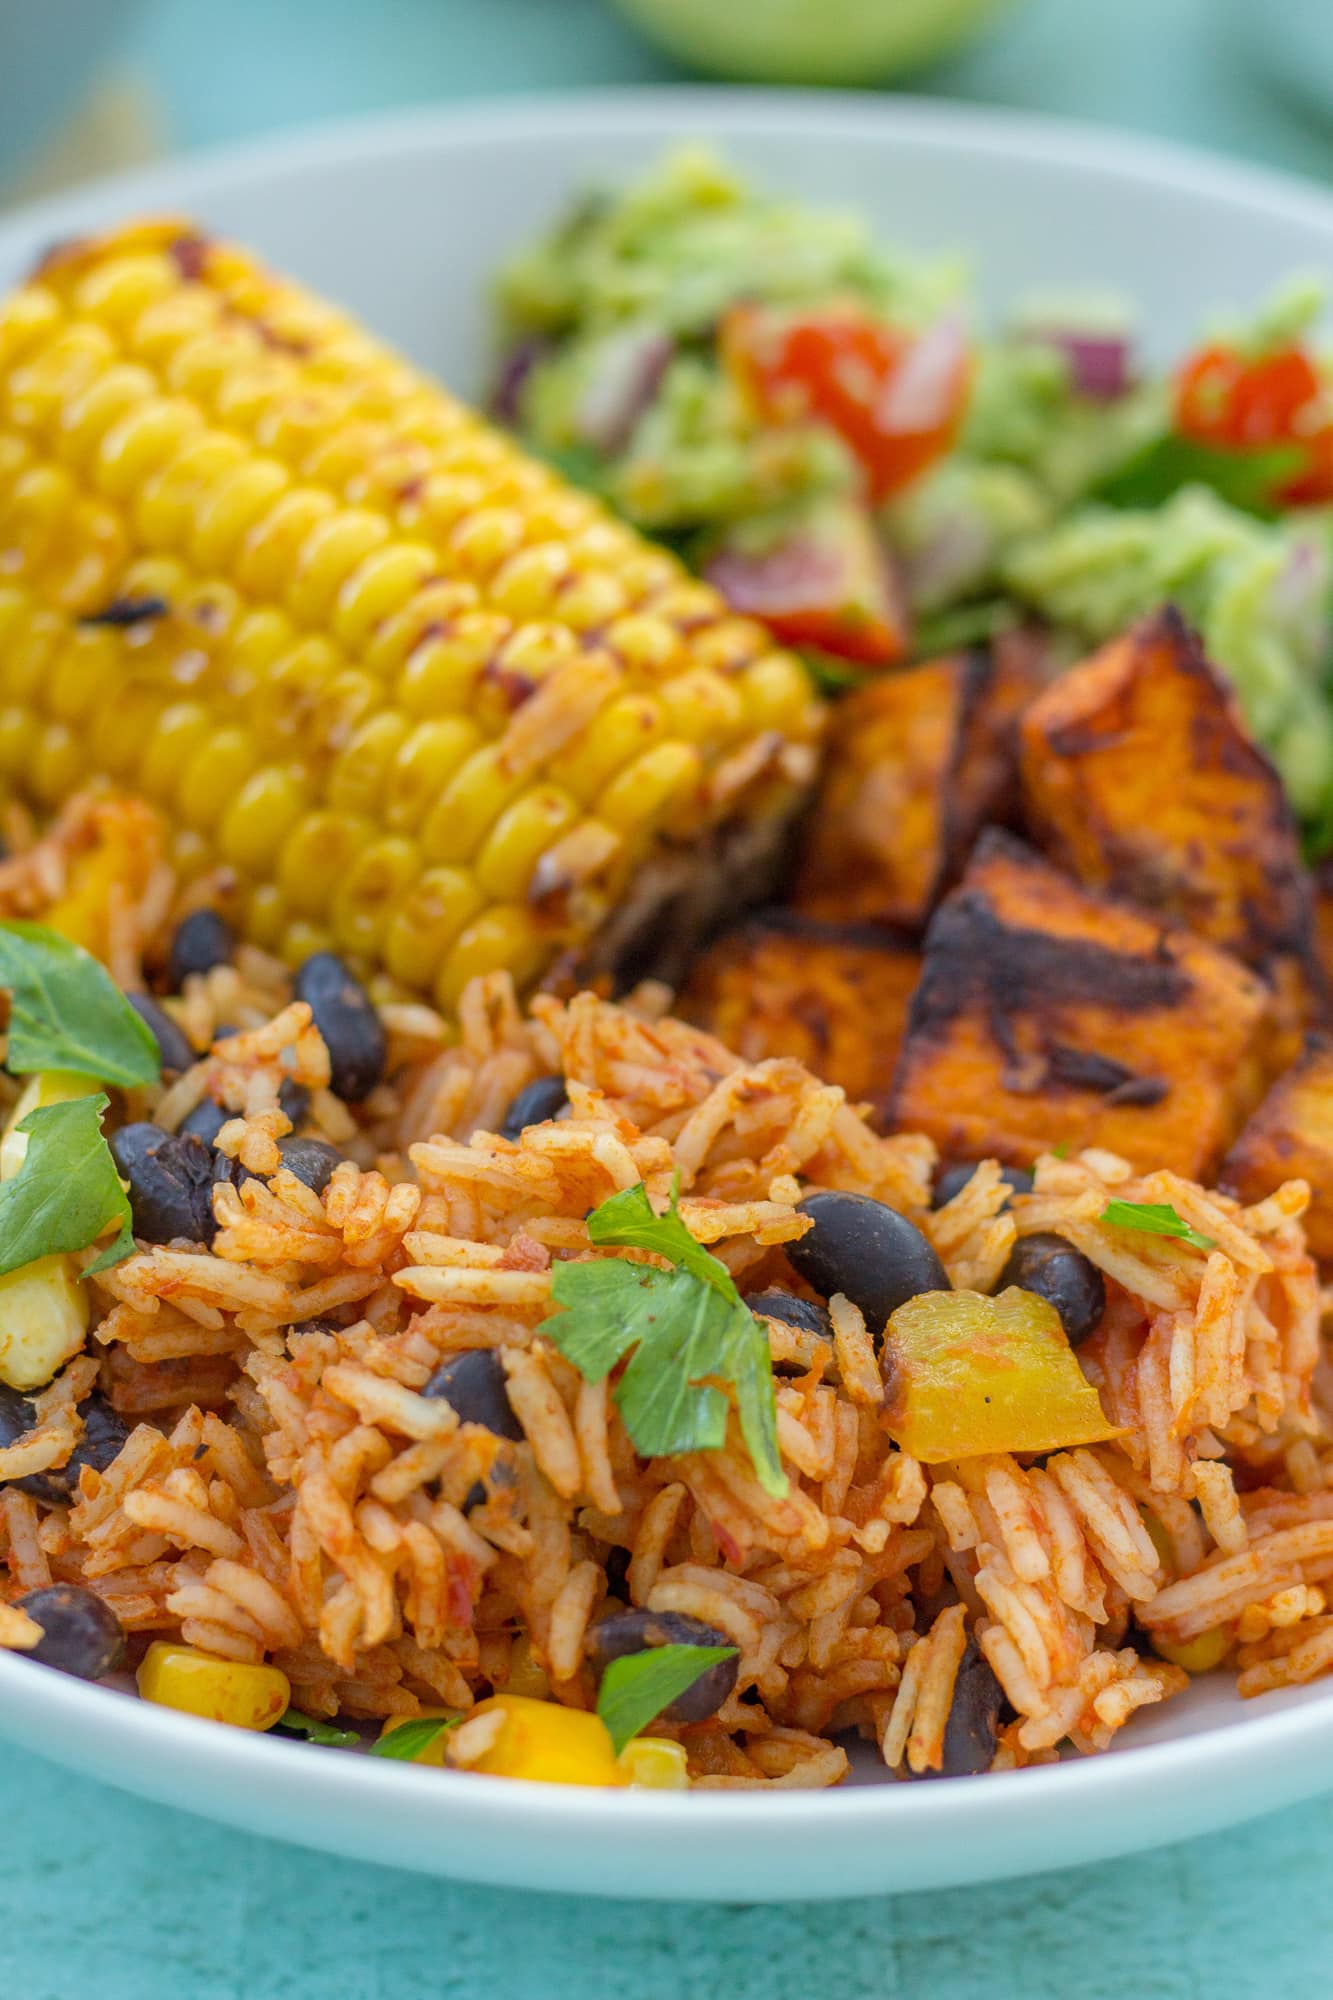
[2, 90, 1333, 1902]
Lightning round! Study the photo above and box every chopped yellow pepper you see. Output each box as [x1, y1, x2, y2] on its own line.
[618, 1736, 690, 1790]
[0, 1070, 97, 1390]
[136, 1641, 290, 1731]
[376, 1706, 458, 1766]
[883, 1287, 1124, 1463]
[464, 1694, 626, 1787]
[1153, 1627, 1233, 1674]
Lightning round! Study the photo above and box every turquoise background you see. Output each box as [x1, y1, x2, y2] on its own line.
[6, 0, 1333, 1993]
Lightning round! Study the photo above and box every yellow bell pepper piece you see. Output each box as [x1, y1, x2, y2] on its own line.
[376, 1706, 458, 1766]
[1153, 1626, 1233, 1674]
[137, 1641, 290, 1731]
[0, 1071, 99, 1390]
[883, 1287, 1124, 1463]
[464, 1694, 626, 1787]
[618, 1736, 690, 1790]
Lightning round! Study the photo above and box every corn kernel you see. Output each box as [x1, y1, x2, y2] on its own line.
[376, 1707, 458, 1767]
[278, 808, 377, 917]
[331, 836, 421, 956]
[434, 905, 545, 1012]
[383, 717, 482, 832]
[217, 766, 309, 873]
[136, 1642, 291, 1731]
[598, 741, 703, 834]
[474, 784, 579, 902]
[419, 743, 526, 866]
[0, 1255, 90, 1391]
[1153, 1626, 1233, 1674]
[381, 867, 484, 987]
[326, 710, 411, 819]
[618, 1737, 690, 1790]
[463, 1695, 626, 1787]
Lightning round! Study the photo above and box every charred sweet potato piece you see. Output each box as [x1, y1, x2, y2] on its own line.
[888, 830, 1271, 1177]
[1220, 1036, 1333, 1260]
[796, 628, 1049, 932]
[1020, 607, 1321, 1016]
[676, 912, 920, 1116]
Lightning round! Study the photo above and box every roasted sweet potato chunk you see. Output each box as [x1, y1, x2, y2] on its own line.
[796, 629, 1048, 932]
[1020, 607, 1320, 995]
[1220, 1036, 1333, 1260]
[676, 913, 920, 1116]
[888, 831, 1271, 1176]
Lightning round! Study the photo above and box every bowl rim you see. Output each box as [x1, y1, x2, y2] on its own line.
[2, 83, 1333, 1871]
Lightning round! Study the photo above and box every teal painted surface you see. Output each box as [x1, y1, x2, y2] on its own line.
[5, 1, 1333, 1990]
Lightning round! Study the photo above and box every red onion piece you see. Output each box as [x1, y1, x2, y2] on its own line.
[574, 328, 674, 455]
[490, 335, 551, 425]
[1028, 329, 1132, 402]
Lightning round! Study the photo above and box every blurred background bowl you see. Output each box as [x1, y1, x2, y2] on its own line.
[604, 0, 1015, 84]
[2, 0, 146, 180]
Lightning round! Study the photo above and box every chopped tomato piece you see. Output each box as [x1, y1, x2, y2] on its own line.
[722, 302, 970, 503]
[704, 499, 909, 666]
[882, 1287, 1124, 1463]
[1173, 340, 1333, 506]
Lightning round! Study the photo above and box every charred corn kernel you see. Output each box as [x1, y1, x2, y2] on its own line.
[0, 1071, 98, 1179]
[217, 765, 308, 872]
[463, 1696, 625, 1787]
[1153, 1627, 1233, 1674]
[331, 835, 421, 956]
[382, 867, 484, 987]
[278, 808, 377, 916]
[475, 785, 579, 902]
[383, 717, 481, 832]
[376, 1707, 459, 1766]
[0, 224, 820, 1005]
[434, 905, 546, 1012]
[618, 1737, 690, 1790]
[136, 1642, 291, 1731]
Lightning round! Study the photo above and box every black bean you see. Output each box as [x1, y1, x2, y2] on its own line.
[15, 1584, 126, 1681]
[422, 1348, 523, 1442]
[587, 1609, 738, 1723]
[602, 1544, 632, 1601]
[787, 1191, 949, 1340]
[743, 1290, 833, 1339]
[909, 1636, 1004, 1781]
[109, 1122, 218, 1245]
[166, 908, 234, 990]
[126, 993, 195, 1078]
[999, 1232, 1106, 1347]
[7, 1390, 131, 1506]
[275, 1136, 342, 1196]
[176, 1097, 228, 1147]
[278, 1079, 310, 1128]
[293, 953, 386, 1102]
[499, 1075, 569, 1141]
[933, 1162, 1034, 1210]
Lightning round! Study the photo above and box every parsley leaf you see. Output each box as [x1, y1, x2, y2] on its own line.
[1101, 1199, 1216, 1252]
[1093, 434, 1304, 518]
[0, 923, 159, 1088]
[274, 1708, 360, 1748]
[369, 1715, 460, 1761]
[596, 1643, 737, 1756]
[0, 1094, 135, 1278]
[542, 1181, 786, 1497]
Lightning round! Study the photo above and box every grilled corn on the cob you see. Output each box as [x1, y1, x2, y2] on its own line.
[0, 222, 822, 1002]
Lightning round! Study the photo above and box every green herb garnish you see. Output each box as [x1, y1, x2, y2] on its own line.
[369, 1715, 460, 1761]
[275, 1708, 360, 1748]
[0, 1094, 135, 1277]
[0, 923, 160, 1087]
[1093, 434, 1303, 518]
[1101, 1198, 1216, 1252]
[542, 1179, 786, 1497]
[596, 1643, 737, 1756]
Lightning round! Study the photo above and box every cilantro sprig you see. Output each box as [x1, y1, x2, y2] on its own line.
[275, 1708, 360, 1748]
[1101, 1198, 1216, 1252]
[0, 923, 160, 1087]
[0, 1094, 135, 1277]
[369, 1715, 460, 1761]
[541, 1180, 786, 1497]
[596, 1643, 738, 1756]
